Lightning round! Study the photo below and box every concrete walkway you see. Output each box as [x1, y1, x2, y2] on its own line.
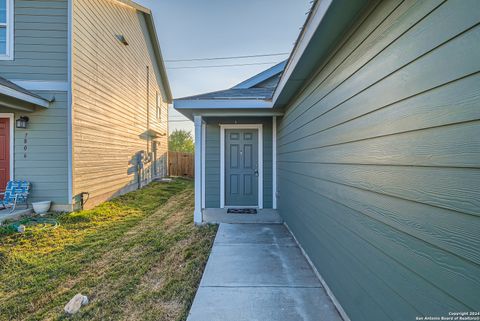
[187, 223, 343, 321]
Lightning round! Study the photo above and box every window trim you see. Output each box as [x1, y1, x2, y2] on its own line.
[0, 0, 14, 60]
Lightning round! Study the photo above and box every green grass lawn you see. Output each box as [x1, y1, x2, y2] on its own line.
[0, 179, 217, 321]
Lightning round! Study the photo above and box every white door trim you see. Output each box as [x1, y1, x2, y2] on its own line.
[220, 124, 263, 209]
[0, 113, 14, 180]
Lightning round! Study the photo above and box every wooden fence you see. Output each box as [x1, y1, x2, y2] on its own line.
[168, 151, 194, 177]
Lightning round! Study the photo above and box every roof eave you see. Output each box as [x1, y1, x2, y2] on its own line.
[116, 0, 151, 14]
[117, 0, 173, 103]
[174, 99, 273, 109]
[0, 83, 50, 108]
[272, 0, 371, 108]
[174, 99, 274, 120]
[144, 13, 173, 103]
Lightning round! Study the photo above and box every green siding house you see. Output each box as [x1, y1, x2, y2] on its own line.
[174, 0, 480, 320]
[0, 0, 171, 211]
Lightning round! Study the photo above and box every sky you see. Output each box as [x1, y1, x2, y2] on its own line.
[136, 0, 312, 133]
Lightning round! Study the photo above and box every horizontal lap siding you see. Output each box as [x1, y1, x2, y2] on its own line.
[277, 1, 480, 320]
[205, 117, 272, 208]
[0, 0, 68, 81]
[72, 0, 168, 208]
[0, 0, 69, 207]
[0, 92, 69, 206]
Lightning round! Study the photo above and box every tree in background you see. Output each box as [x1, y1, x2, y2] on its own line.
[169, 129, 194, 153]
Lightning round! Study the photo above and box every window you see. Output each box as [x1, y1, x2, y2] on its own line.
[0, 0, 13, 59]
[156, 92, 161, 120]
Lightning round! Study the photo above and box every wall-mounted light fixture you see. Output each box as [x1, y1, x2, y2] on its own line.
[115, 34, 129, 46]
[16, 116, 29, 129]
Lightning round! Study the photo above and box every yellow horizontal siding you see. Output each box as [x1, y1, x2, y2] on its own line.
[72, 0, 168, 208]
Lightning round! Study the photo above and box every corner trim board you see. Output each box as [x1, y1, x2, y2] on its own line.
[201, 122, 206, 209]
[67, 0, 73, 206]
[193, 116, 203, 224]
[219, 124, 263, 209]
[272, 116, 277, 209]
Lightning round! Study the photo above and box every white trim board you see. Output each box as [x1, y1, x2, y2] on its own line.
[0, 113, 14, 181]
[220, 124, 263, 209]
[175, 99, 273, 109]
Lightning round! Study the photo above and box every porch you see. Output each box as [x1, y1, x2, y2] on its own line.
[173, 61, 287, 225]
[192, 115, 280, 224]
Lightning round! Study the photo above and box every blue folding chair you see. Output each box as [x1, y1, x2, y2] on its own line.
[0, 181, 31, 213]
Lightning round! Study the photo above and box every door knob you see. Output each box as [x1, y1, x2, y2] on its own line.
[254, 170, 259, 177]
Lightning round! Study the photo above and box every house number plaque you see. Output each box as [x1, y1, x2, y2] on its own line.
[24, 133, 28, 158]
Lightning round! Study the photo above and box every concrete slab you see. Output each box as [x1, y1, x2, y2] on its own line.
[215, 223, 296, 245]
[187, 287, 343, 321]
[187, 223, 343, 321]
[203, 208, 283, 224]
[201, 244, 320, 287]
[0, 208, 33, 223]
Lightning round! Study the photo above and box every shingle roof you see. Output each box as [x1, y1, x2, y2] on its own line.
[175, 61, 286, 101]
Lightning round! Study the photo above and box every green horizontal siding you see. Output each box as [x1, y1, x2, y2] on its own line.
[0, 91, 69, 205]
[204, 117, 273, 208]
[277, 1, 480, 320]
[0, 0, 68, 81]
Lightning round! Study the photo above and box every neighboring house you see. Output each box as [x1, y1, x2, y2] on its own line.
[0, 0, 171, 210]
[174, 1, 480, 320]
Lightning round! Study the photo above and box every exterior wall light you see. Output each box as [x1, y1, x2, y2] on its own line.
[16, 116, 29, 129]
[115, 34, 129, 46]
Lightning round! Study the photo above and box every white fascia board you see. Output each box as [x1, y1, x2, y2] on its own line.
[174, 99, 273, 109]
[195, 110, 284, 117]
[0, 84, 50, 107]
[272, 0, 333, 104]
